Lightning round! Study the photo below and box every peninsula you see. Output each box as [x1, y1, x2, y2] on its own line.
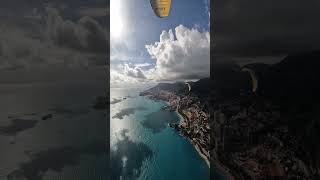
[140, 79, 211, 167]
[140, 51, 320, 179]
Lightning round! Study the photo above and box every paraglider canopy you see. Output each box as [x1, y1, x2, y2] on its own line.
[150, 0, 172, 18]
[185, 82, 191, 92]
[242, 68, 258, 93]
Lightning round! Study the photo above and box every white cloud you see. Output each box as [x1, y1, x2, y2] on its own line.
[46, 7, 107, 53]
[135, 63, 153, 68]
[110, 62, 155, 88]
[111, 68, 144, 88]
[0, 7, 107, 71]
[110, 25, 210, 87]
[145, 25, 210, 81]
[124, 64, 146, 79]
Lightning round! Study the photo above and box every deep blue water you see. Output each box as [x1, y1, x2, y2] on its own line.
[110, 87, 210, 180]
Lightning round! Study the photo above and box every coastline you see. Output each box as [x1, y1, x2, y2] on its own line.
[161, 100, 211, 168]
[165, 100, 233, 180]
[175, 106, 235, 179]
[145, 95, 235, 179]
[175, 109, 210, 168]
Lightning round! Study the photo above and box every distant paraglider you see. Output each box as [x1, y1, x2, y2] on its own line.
[185, 82, 191, 92]
[150, 0, 172, 18]
[242, 68, 258, 93]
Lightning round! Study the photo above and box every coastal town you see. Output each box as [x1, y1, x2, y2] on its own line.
[211, 93, 315, 179]
[140, 75, 319, 179]
[140, 84, 211, 167]
[209, 52, 320, 179]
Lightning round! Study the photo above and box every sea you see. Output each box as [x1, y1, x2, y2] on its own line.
[0, 77, 109, 180]
[110, 87, 210, 180]
[0, 77, 220, 180]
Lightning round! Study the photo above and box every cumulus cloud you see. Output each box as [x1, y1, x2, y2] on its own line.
[46, 8, 107, 53]
[146, 25, 210, 81]
[110, 62, 154, 88]
[0, 7, 107, 71]
[124, 64, 146, 79]
[111, 69, 141, 88]
[0, 27, 44, 69]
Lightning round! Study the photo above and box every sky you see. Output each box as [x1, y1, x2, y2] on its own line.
[0, 0, 210, 87]
[2, 0, 320, 84]
[110, 0, 210, 87]
[0, 0, 108, 84]
[213, 0, 320, 66]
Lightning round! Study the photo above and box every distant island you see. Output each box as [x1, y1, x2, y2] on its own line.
[140, 79, 211, 167]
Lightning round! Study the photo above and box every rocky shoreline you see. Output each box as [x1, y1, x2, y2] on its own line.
[169, 121, 210, 167]
[140, 89, 211, 168]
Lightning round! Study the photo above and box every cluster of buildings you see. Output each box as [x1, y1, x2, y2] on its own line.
[141, 85, 315, 178]
[211, 95, 313, 179]
[141, 89, 211, 167]
[178, 99, 210, 166]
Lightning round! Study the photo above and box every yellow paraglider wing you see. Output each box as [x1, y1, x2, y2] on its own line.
[150, 0, 171, 18]
[242, 68, 258, 93]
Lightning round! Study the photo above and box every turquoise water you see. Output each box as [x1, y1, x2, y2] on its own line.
[110, 87, 210, 180]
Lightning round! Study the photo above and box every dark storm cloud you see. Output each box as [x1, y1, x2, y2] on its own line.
[0, 0, 108, 71]
[46, 8, 107, 53]
[213, 0, 320, 63]
[0, 0, 107, 23]
[0, 0, 107, 10]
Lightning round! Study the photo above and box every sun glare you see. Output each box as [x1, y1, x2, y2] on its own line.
[111, 0, 123, 39]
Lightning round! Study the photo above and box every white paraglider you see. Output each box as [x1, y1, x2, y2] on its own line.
[185, 82, 191, 92]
